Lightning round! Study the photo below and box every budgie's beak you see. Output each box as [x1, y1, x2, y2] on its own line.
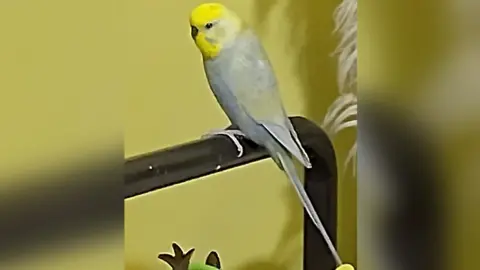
[190, 25, 199, 40]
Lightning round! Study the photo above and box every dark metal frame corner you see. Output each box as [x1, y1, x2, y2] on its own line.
[125, 116, 338, 270]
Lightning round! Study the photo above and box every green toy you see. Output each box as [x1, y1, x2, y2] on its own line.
[158, 243, 222, 270]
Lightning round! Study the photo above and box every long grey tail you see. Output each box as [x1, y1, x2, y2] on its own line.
[275, 147, 342, 266]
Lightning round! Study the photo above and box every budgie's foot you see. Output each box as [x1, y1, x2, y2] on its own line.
[202, 129, 246, 157]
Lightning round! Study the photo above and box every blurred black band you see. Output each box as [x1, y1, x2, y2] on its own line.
[359, 98, 443, 270]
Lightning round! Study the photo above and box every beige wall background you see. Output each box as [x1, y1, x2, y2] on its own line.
[125, 0, 356, 269]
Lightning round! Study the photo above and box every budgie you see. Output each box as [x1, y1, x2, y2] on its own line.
[188, 3, 343, 266]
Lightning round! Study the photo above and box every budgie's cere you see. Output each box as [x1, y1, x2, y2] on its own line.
[189, 3, 342, 266]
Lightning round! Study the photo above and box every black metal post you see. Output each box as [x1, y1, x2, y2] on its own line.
[125, 116, 338, 270]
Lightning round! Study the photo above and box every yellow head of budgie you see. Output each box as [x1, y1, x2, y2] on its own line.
[189, 3, 244, 59]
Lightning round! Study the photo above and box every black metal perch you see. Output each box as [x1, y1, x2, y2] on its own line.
[125, 116, 339, 270]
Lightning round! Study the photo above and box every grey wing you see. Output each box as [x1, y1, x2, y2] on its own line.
[227, 32, 311, 168]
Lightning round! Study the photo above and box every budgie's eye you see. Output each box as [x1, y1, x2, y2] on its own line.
[205, 23, 213, 29]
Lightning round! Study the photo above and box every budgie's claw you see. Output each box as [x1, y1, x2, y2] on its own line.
[202, 129, 245, 157]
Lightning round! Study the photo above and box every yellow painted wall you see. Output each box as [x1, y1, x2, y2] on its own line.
[0, 0, 123, 269]
[125, 0, 356, 270]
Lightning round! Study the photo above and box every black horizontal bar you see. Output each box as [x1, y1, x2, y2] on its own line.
[125, 116, 338, 270]
[124, 117, 337, 198]
[124, 125, 265, 198]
